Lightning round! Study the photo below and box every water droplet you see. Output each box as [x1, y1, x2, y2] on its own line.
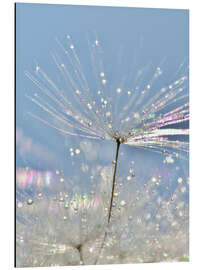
[120, 200, 126, 207]
[127, 91, 131, 95]
[172, 221, 177, 227]
[75, 149, 80, 155]
[87, 103, 92, 110]
[106, 111, 111, 117]
[70, 44, 74, 49]
[17, 202, 23, 208]
[19, 236, 24, 243]
[88, 122, 92, 127]
[165, 155, 174, 164]
[151, 177, 156, 182]
[116, 88, 122, 93]
[60, 178, 64, 183]
[103, 100, 108, 105]
[179, 211, 183, 217]
[35, 65, 40, 72]
[126, 175, 131, 181]
[102, 79, 106, 85]
[177, 177, 183, 184]
[100, 72, 105, 77]
[129, 168, 133, 174]
[63, 216, 67, 220]
[27, 199, 33, 205]
[56, 170, 60, 175]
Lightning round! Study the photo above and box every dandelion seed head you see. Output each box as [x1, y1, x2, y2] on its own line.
[26, 35, 189, 159]
[21, 34, 189, 266]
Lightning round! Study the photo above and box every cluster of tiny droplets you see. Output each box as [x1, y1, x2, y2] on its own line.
[18, 34, 189, 266]
[16, 147, 189, 267]
[25, 34, 189, 158]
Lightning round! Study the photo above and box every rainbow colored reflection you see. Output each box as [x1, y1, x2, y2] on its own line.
[16, 168, 54, 189]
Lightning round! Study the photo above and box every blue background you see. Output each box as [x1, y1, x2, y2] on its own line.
[16, 3, 189, 177]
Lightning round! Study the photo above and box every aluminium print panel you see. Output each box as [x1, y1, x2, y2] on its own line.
[15, 3, 189, 267]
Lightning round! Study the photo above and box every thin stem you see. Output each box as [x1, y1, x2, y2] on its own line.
[108, 140, 120, 223]
[95, 140, 121, 264]
[76, 244, 84, 265]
